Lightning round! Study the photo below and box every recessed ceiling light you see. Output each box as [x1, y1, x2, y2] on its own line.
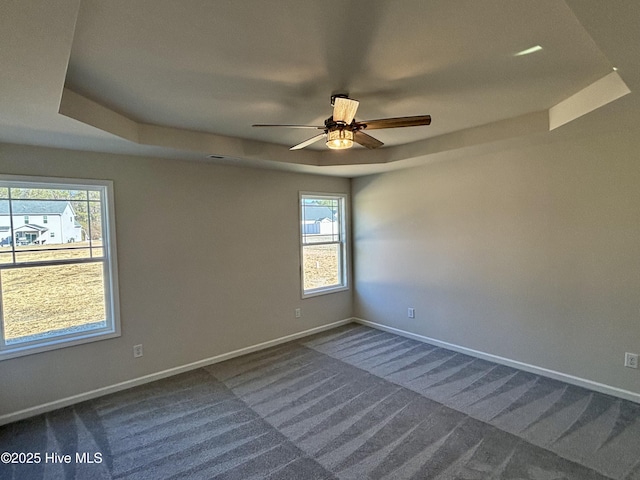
[514, 45, 543, 56]
[612, 67, 619, 71]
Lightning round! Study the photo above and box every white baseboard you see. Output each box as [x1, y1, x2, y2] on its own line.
[0, 318, 354, 426]
[6, 316, 636, 426]
[354, 317, 640, 404]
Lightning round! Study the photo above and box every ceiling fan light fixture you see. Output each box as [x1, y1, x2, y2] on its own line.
[326, 129, 354, 149]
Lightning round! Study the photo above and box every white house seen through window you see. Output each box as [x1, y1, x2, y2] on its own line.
[300, 193, 348, 297]
[0, 175, 120, 359]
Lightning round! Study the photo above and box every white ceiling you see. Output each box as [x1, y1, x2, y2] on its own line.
[1, 1, 638, 177]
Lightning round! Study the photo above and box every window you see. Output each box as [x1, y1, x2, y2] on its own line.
[23, 215, 29, 224]
[43, 215, 48, 224]
[0, 175, 120, 360]
[300, 193, 348, 297]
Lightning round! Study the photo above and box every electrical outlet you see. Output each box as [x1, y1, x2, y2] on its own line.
[133, 344, 143, 358]
[295, 308, 301, 318]
[408, 307, 415, 319]
[624, 352, 638, 369]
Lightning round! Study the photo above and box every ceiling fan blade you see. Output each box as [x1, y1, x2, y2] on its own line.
[290, 133, 326, 150]
[353, 130, 384, 149]
[333, 97, 359, 124]
[358, 115, 431, 130]
[252, 124, 324, 129]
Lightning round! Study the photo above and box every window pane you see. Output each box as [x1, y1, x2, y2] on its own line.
[71, 200, 89, 242]
[89, 201, 104, 243]
[1, 262, 106, 345]
[7, 188, 87, 200]
[303, 244, 340, 290]
[301, 202, 340, 244]
[0, 200, 12, 248]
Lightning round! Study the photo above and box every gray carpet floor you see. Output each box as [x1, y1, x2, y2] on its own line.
[2, 324, 640, 479]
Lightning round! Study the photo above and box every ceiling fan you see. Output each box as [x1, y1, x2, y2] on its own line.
[252, 94, 431, 151]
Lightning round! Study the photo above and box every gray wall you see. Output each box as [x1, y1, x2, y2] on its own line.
[0, 143, 351, 417]
[353, 129, 640, 394]
[3, 119, 640, 418]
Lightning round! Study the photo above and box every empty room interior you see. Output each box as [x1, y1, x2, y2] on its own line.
[1, 1, 640, 479]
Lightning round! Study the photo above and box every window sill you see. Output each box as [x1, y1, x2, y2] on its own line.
[302, 284, 349, 299]
[0, 329, 120, 361]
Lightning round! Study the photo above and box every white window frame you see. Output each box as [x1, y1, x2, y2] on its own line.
[0, 175, 121, 360]
[299, 192, 349, 298]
